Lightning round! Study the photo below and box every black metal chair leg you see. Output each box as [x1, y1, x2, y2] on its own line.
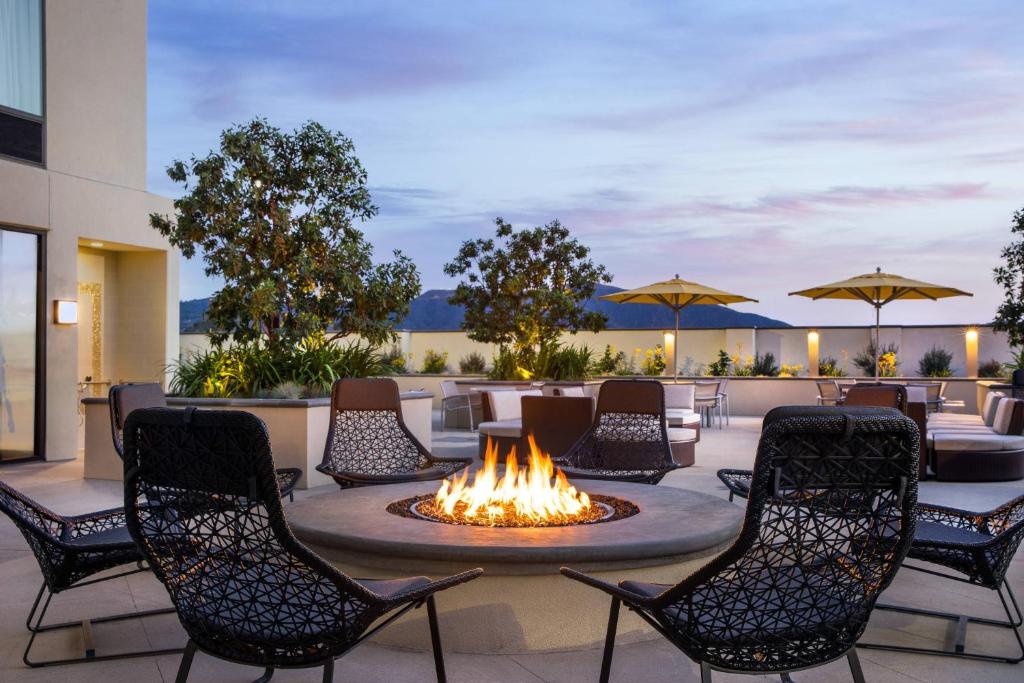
[699, 661, 712, 683]
[779, 673, 794, 683]
[322, 658, 334, 683]
[252, 667, 274, 683]
[426, 596, 447, 683]
[599, 598, 620, 683]
[175, 640, 197, 683]
[847, 649, 866, 683]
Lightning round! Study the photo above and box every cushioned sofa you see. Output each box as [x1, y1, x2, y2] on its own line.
[927, 392, 1024, 481]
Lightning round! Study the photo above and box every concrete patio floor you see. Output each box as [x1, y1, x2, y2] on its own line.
[0, 415, 1021, 682]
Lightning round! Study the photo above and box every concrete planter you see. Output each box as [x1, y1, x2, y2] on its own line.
[82, 391, 434, 489]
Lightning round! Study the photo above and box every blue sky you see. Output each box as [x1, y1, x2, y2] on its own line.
[147, 0, 1024, 326]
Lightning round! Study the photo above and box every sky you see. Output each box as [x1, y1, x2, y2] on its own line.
[147, 0, 1024, 326]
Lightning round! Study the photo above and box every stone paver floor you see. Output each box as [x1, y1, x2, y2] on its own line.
[0, 415, 1020, 681]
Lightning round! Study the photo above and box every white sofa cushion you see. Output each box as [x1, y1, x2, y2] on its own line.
[667, 427, 698, 443]
[665, 409, 701, 427]
[932, 433, 1024, 452]
[556, 386, 586, 397]
[478, 419, 523, 438]
[929, 414, 985, 425]
[486, 389, 542, 422]
[983, 392, 1006, 426]
[664, 384, 696, 410]
[906, 386, 927, 404]
[992, 398, 1018, 435]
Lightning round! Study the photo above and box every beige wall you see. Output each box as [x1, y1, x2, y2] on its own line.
[0, 1, 177, 461]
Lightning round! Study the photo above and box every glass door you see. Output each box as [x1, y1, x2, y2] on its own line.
[0, 227, 41, 461]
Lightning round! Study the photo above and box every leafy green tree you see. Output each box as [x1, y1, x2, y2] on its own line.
[444, 218, 612, 356]
[993, 207, 1024, 349]
[150, 118, 420, 349]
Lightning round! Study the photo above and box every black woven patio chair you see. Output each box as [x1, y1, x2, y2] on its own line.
[555, 379, 678, 485]
[122, 407, 483, 683]
[0, 479, 181, 667]
[859, 494, 1024, 663]
[110, 383, 302, 500]
[316, 377, 471, 489]
[563, 406, 919, 683]
[716, 468, 753, 502]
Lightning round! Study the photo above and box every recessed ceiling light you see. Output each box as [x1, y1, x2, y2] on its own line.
[89, 241, 104, 247]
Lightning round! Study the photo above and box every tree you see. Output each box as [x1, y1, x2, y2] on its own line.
[443, 217, 612, 355]
[993, 206, 1024, 348]
[150, 119, 420, 349]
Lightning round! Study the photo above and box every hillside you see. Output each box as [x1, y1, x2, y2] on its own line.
[180, 284, 788, 333]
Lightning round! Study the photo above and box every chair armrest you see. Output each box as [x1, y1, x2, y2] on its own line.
[370, 569, 484, 607]
[559, 567, 659, 606]
[65, 506, 127, 539]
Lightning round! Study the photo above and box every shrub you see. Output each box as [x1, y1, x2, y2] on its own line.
[489, 346, 530, 380]
[379, 345, 407, 374]
[534, 342, 593, 380]
[751, 352, 780, 377]
[779, 363, 803, 377]
[420, 348, 449, 374]
[256, 381, 305, 400]
[640, 345, 667, 376]
[168, 335, 383, 398]
[817, 356, 847, 377]
[706, 350, 731, 376]
[853, 341, 899, 377]
[918, 346, 954, 377]
[593, 345, 628, 375]
[978, 358, 1006, 378]
[458, 351, 488, 374]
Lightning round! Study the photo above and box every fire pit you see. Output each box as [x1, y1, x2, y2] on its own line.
[287, 448, 743, 654]
[388, 438, 639, 528]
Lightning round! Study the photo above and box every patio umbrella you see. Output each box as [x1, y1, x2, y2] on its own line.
[789, 267, 972, 378]
[599, 275, 758, 379]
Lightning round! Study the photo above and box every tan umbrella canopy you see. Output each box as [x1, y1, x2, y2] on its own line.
[599, 275, 758, 379]
[789, 267, 973, 378]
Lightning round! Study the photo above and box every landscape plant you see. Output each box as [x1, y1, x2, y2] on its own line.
[380, 345, 407, 374]
[151, 118, 420, 350]
[640, 345, 667, 376]
[750, 352, 780, 377]
[420, 349, 449, 374]
[918, 346, 954, 377]
[853, 341, 899, 376]
[593, 345, 628, 375]
[977, 359, 1006, 379]
[169, 335, 383, 398]
[706, 350, 731, 377]
[458, 351, 488, 374]
[444, 217, 612, 357]
[817, 356, 847, 377]
[779, 364, 803, 377]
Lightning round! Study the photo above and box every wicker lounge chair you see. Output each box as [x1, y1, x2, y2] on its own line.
[123, 407, 483, 682]
[860, 494, 1024, 663]
[110, 383, 302, 500]
[316, 378, 471, 489]
[0, 480, 181, 667]
[555, 379, 678, 484]
[565, 406, 919, 682]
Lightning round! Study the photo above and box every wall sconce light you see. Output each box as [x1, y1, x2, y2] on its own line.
[965, 328, 978, 343]
[807, 330, 819, 343]
[54, 299, 78, 325]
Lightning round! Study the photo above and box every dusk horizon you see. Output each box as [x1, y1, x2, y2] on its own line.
[148, 0, 1024, 326]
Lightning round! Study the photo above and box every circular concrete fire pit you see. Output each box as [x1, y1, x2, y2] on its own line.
[288, 480, 742, 654]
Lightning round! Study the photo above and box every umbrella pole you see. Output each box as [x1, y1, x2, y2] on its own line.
[874, 305, 881, 379]
[674, 308, 680, 381]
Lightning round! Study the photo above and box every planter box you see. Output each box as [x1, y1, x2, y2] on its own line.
[82, 392, 434, 489]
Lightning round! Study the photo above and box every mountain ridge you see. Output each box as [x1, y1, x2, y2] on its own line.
[180, 284, 789, 333]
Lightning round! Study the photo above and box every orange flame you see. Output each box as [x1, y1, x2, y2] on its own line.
[432, 435, 594, 526]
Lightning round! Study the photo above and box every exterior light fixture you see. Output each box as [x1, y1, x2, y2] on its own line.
[89, 241, 104, 247]
[54, 300, 78, 325]
[807, 330, 820, 375]
[965, 328, 978, 343]
[965, 328, 979, 377]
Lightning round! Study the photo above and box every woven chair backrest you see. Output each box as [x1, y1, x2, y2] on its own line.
[109, 383, 167, 458]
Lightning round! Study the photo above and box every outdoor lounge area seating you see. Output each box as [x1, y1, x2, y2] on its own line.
[563, 406, 920, 682]
[476, 388, 543, 457]
[926, 392, 1024, 481]
[316, 378, 472, 488]
[122, 407, 482, 682]
[0, 480, 182, 667]
[110, 383, 303, 500]
[860, 494, 1024, 664]
[555, 379, 680, 484]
